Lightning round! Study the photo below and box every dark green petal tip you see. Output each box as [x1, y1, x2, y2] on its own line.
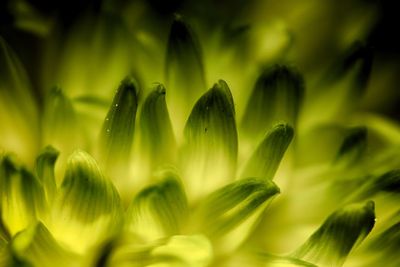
[241, 65, 304, 139]
[99, 76, 138, 170]
[57, 150, 120, 223]
[43, 86, 78, 147]
[373, 170, 400, 193]
[335, 127, 367, 166]
[127, 172, 188, 241]
[368, 221, 400, 266]
[166, 15, 205, 87]
[241, 123, 294, 180]
[0, 36, 37, 118]
[0, 155, 46, 235]
[49, 150, 121, 252]
[35, 146, 59, 203]
[325, 41, 373, 96]
[293, 201, 375, 267]
[195, 178, 279, 238]
[140, 83, 176, 167]
[350, 169, 400, 201]
[183, 80, 238, 198]
[165, 15, 206, 135]
[12, 223, 76, 267]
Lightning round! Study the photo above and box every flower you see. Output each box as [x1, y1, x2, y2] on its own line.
[1, 0, 400, 266]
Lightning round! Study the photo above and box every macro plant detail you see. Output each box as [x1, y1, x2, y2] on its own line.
[1, 0, 400, 266]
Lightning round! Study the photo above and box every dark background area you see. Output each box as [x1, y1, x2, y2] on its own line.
[1, 0, 399, 119]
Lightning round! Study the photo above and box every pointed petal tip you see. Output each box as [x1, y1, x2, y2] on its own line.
[273, 122, 294, 135]
[1, 153, 21, 173]
[155, 83, 166, 95]
[40, 145, 59, 157]
[335, 126, 367, 165]
[173, 13, 183, 20]
[49, 85, 64, 96]
[241, 122, 294, 180]
[260, 64, 305, 89]
[99, 76, 139, 168]
[120, 76, 138, 92]
[241, 65, 303, 139]
[364, 200, 375, 213]
[293, 200, 376, 266]
[69, 149, 91, 160]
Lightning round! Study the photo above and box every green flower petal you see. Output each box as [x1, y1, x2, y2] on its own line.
[11, 223, 77, 267]
[99, 76, 138, 177]
[44, 14, 131, 98]
[225, 252, 317, 267]
[182, 80, 238, 199]
[324, 42, 372, 97]
[241, 123, 294, 180]
[370, 170, 400, 194]
[0, 155, 46, 235]
[139, 84, 176, 171]
[0, 35, 37, 117]
[150, 235, 213, 267]
[0, 36, 38, 162]
[193, 178, 279, 253]
[257, 254, 317, 267]
[0, 217, 10, 244]
[165, 15, 206, 137]
[35, 146, 59, 203]
[368, 221, 400, 267]
[348, 170, 400, 201]
[109, 234, 212, 267]
[49, 150, 122, 253]
[241, 65, 303, 141]
[0, 244, 32, 267]
[334, 126, 367, 167]
[292, 201, 375, 267]
[127, 172, 188, 241]
[43, 87, 82, 154]
[303, 42, 372, 127]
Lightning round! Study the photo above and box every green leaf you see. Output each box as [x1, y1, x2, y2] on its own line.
[193, 178, 279, 253]
[139, 84, 176, 169]
[241, 123, 294, 180]
[334, 126, 367, 167]
[0, 155, 46, 235]
[126, 171, 188, 241]
[35, 146, 59, 203]
[165, 15, 206, 137]
[11, 223, 77, 267]
[241, 65, 304, 140]
[99, 76, 138, 175]
[292, 201, 375, 267]
[182, 80, 238, 199]
[49, 150, 122, 253]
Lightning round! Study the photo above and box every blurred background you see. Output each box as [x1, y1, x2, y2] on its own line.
[1, 0, 399, 118]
